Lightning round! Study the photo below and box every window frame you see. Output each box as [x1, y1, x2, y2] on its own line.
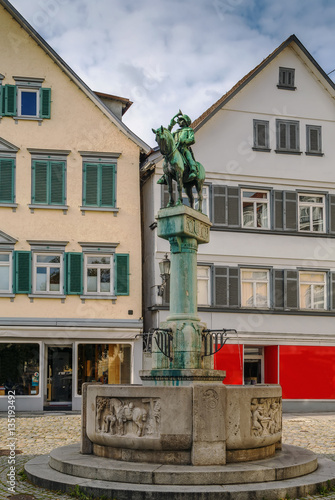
[197, 264, 211, 306]
[82, 161, 117, 210]
[241, 268, 270, 309]
[299, 271, 327, 310]
[31, 158, 66, 207]
[253, 119, 270, 151]
[278, 67, 296, 90]
[298, 193, 325, 233]
[306, 125, 323, 156]
[276, 119, 300, 153]
[0, 156, 15, 204]
[0, 251, 12, 294]
[17, 87, 40, 118]
[11, 77, 51, 120]
[84, 253, 114, 296]
[241, 189, 270, 229]
[32, 251, 64, 295]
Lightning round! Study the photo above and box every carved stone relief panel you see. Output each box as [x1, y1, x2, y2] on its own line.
[95, 396, 161, 437]
[250, 397, 282, 437]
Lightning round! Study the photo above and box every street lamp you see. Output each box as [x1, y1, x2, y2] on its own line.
[157, 253, 170, 297]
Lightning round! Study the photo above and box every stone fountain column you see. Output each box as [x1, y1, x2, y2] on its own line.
[140, 204, 226, 385]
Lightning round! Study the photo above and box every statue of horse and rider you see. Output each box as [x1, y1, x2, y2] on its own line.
[152, 111, 206, 213]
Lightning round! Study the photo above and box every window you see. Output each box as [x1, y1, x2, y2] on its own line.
[306, 125, 322, 155]
[244, 347, 263, 385]
[241, 190, 270, 229]
[0, 252, 12, 293]
[0, 158, 15, 203]
[276, 120, 300, 152]
[77, 343, 131, 394]
[32, 160, 66, 206]
[299, 272, 326, 310]
[83, 162, 116, 208]
[253, 120, 270, 150]
[84, 255, 113, 295]
[33, 253, 63, 294]
[241, 269, 269, 308]
[197, 265, 211, 305]
[182, 185, 209, 215]
[0, 343, 40, 396]
[1, 80, 51, 119]
[278, 67, 295, 89]
[298, 194, 325, 232]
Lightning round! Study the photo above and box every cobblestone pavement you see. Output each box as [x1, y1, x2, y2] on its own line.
[0, 412, 334, 499]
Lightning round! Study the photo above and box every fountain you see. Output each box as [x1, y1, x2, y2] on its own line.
[25, 112, 335, 499]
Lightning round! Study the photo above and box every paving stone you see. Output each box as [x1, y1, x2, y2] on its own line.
[0, 411, 334, 499]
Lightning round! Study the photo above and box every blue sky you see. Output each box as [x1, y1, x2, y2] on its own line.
[8, 0, 335, 146]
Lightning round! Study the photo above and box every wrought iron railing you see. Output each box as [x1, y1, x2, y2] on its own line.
[201, 329, 236, 358]
[136, 328, 173, 361]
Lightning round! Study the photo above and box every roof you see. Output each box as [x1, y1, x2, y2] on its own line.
[0, 0, 150, 153]
[94, 92, 133, 115]
[192, 34, 335, 131]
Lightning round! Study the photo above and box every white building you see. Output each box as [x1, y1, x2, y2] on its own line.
[141, 35, 335, 412]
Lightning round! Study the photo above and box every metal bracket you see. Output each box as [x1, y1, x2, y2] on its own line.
[136, 328, 173, 361]
[201, 328, 236, 359]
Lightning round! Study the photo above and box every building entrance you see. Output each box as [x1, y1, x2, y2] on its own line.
[44, 346, 72, 410]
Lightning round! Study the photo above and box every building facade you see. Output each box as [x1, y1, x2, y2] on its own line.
[141, 35, 335, 412]
[0, 0, 150, 411]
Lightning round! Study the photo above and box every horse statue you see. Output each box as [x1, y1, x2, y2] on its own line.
[152, 125, 206, 212]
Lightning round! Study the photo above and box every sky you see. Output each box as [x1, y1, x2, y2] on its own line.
[7, 0, 335, 147]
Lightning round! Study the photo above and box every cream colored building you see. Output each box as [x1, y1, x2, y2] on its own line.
[0, 0, 150, 411]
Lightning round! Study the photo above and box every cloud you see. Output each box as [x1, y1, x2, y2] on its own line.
[8, 0, 335, 145]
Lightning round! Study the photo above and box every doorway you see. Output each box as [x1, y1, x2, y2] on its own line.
[244, 346, 264, 385]
[44, 346, 72, 410]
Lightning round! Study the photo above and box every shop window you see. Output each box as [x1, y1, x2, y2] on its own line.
[306, 125, 322, 155]
[298, 194, 325, 232]
[241, 189, 270, 229]
[253, 120, 270, 151]
[0, 343, 40, 396]
[33, 253, 63, 294]
[84, 254, 112, 295]
[276, 120, 300, 153]
[197, 265, 211, 306]
[299, 271, 326, 310]
[0, 252, 12, 293]
[241, 269, 269, 308]
[77, 343, 131, 395]
[244, 346, 264, 385]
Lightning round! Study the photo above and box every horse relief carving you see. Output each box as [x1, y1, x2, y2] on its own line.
[96, 396, 160, 438]
[250, 397, 282, 437]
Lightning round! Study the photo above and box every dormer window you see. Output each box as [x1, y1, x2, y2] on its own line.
[278, 67, 296, 90]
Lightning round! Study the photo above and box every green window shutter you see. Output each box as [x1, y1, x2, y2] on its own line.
[14, 251, 31, 294]
[0, 158, 14, 203]
[101, 164, 115, 206]
[66, 252, 83, 294]
[115, 254, 129, 295]
[50, 161, 65, 204]
[3, 85, 16, 116]
[32, 160, 48, 203]
[84, 163, 98, 206]
[40, 88, 51, 118]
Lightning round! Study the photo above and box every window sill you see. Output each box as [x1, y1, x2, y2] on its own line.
[80, 295, 117, 304]
[305, 152, 324, 157]
[0, 203, 18, 212]
[275, 150, 302, 155]
[80, 206, 119, 216]
[28, 294, 66, 302]
[14, 116, 42, 121]
[29, 204, 68, 214]
[276, 85, 296, 90]
[252, 147, 271, 152]
[0, 293, 15, 300]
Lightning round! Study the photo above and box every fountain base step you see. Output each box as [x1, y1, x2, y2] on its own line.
[25, 444, 335, 499]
